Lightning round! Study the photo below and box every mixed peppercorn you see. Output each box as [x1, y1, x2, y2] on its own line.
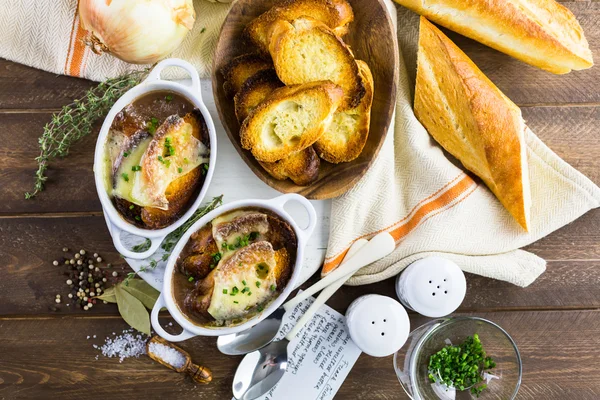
[52, 248, 121, 311]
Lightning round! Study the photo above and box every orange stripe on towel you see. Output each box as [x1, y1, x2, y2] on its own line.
[321, 174, 476, 276]
[64, 1, 88, 77]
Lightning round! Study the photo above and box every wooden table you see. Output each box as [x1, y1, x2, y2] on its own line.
[1, 2, 600, 398]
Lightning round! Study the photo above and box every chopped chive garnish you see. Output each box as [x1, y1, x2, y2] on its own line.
[233, 300, 239, 304]
[428, 334, 496, 396]
[202, 163, 209, 175]
[257, 305, 264, 312]
[121, 173, 129, 182]
[123, 151, 130, 157]
[177, 167, 183, 173]
[223, 289, 228, 294]
[147, 117, 159, 134]
[242, 280, 247, 286]
[164, 137, 176, 157]
[188, 276, 194, 282]
[270, 284, 276, 291]
[134, 216, 141, 221]
[165, 94, 173, 102]
[255, 281, 260, 288]
[131, 165, 141, 172]
[129, 204, 134, 210]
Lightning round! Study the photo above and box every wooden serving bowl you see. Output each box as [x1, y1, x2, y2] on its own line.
[212, 0, 399, 199]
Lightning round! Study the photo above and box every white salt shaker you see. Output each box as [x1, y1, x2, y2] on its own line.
[345, 295, 410, 357]
[395, 256, 466, 318]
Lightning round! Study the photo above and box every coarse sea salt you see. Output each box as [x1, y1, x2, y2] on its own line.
[97, 329, 148, 363]
[148, 342, 186, 369]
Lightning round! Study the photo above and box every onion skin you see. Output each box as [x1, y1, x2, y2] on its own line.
[79, 0, 196, 64]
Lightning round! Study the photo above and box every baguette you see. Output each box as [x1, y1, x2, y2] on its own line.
[269, 17, 365, 109]
[221, 54, 272, 96]
[314, 60, 373, 163]
[240, 81, 343, 162]
[244, 0, 354, 54]
[259, 147, 321, 185]
[394, 0, 593, 74]
[415, 17, 531, 230]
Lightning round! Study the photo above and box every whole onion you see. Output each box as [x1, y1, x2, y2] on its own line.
[79, 0, 196, 64]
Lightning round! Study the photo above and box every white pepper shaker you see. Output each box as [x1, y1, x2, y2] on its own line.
[345, 295, 410, 357]
[395, 256, 466, 318]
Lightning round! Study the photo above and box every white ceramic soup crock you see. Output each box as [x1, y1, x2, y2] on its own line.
[151, 193, 317, 341]
[93, 59, 217, 260]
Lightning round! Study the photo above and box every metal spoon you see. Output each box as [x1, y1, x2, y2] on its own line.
[232, 232, 396, 400]
[218, 238, 368, 356]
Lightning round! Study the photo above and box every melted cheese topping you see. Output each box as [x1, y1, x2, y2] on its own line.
[107, 117, 209, 209]
[208, 241, 277, 321]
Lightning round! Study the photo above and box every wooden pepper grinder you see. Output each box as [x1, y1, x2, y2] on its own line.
[147, 335, 213, 384]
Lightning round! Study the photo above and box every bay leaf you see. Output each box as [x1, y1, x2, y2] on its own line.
[95, 286, 117, 303]
[122, 279, 160, 309]
[115, 285, 151, 335]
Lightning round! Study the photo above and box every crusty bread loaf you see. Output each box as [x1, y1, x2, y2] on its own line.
[221, 54, 272, 96]
[234, 69, 284, 122]
[395, 0, 593, 74]
[244, 0, 354, 54]
[260, 147, 320, 185]
[415, 17, 531, 230]
[269, 17, 365, 109]
[314, 60, 373, 163]
[240, 81, 343, 162]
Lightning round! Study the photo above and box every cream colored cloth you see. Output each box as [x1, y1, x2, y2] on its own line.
[0, 0, 232, 81]
[2, 1, 598, 288]
[323, 8, 600, 287]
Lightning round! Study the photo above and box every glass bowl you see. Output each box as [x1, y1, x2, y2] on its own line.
[393, 317, 522, 400]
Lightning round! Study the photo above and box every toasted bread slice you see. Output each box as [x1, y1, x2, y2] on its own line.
[269, 17, 365, 109]
[314, 60, 373, 163]
[415, 17, 531, 230]
[234, 69, 284, 122]
[240, 81, 343, 162]
[244, 0, 354, 54]
[221, 54, 272, 96]
[259, 146, 320, 185]
[141, 110, 209, 229]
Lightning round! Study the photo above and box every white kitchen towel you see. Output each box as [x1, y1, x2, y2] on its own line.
[0, 0, 231, 81]
[322, 7, 600, 287]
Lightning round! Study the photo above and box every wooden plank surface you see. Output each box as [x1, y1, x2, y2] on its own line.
[1, 310, 599, 399]
[1, 0, 600, 399]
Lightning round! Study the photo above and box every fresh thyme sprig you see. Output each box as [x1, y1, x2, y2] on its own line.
[124, 195, 224, 284]
[25, 68, 151, 199]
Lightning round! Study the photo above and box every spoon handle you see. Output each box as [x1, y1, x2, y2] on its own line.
[283, 239, 367, 313]
[284, 240, 368, 341]
[285, 232, 395, 311]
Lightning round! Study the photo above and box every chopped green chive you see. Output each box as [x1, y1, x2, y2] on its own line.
[121, 173, 129, 182]
[270, 284, 276, 291]
[242, 280, 247, 286]
[164, 137, 176, 157]
[233, 300, 239, 304]
[223, 289, 228, 294]
[202, 163, 209, 175]
[257, 304, 264, 312]
[129, 204, 134, 210]
[188, 276, 194, 282]
[428, 334, 496, 396]
[134, 216, 141, 221]
[165, 94, 173, 102]
[231, 286, 239, 295]
[131, 165, 141, 172]
[255, 281, 260, 288]
[177, 167, 183, 173]
[147, 117, 159, 134]
[247, 291, 252, 296]
[123, 151, 130, 158]
[200, 27, 206, 33]
[241, 287, 249, 294]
